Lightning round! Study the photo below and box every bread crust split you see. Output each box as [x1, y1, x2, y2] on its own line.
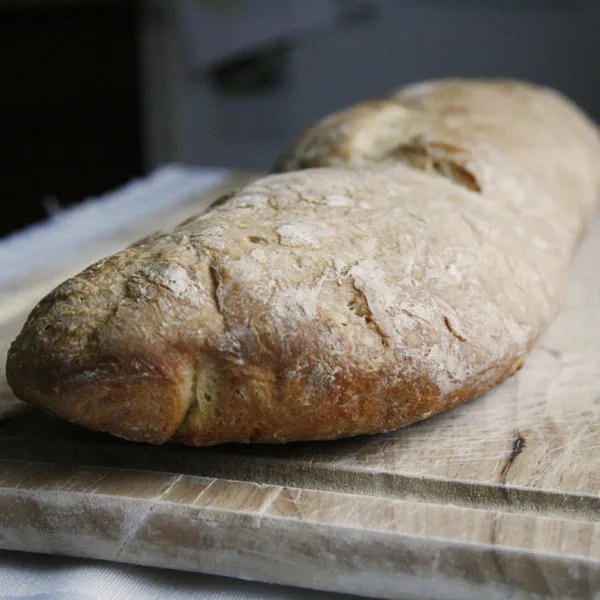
[7, 79, 600, 445]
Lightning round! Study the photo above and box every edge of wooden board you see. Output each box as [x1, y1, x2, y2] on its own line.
[1, 407, 599, 524]
[1, 459, 598, 600]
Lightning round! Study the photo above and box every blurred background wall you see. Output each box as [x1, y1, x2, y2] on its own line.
[2, 0, 599, 236]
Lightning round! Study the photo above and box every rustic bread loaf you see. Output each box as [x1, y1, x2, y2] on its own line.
[7, 80, 600, 446]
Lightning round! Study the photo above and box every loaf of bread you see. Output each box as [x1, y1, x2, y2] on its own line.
[7, 80, 600, 446]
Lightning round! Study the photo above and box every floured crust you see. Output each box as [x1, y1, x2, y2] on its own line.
[6, 79, 600, 445]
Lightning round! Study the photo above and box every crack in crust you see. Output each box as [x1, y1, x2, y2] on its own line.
[444, 315, 467, 342]
[348, 289, 388, 346]
[392, 140, 482, 192]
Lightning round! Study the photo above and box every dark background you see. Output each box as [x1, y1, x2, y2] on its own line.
[1, 0, 598, 237]
[0, 1, 142, 236]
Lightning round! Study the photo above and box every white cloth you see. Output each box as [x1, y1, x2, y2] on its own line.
[0, 550, 353, 599]
[0, 167, 362, 599]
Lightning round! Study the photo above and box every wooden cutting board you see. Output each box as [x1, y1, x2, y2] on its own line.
[1, 174, 599, 600]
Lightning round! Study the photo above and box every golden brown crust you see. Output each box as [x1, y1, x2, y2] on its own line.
[6, 251, 199, 444]
[6, 78, 600, 446]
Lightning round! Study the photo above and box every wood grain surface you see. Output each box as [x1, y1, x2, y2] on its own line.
[1, 175, 599, 599]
